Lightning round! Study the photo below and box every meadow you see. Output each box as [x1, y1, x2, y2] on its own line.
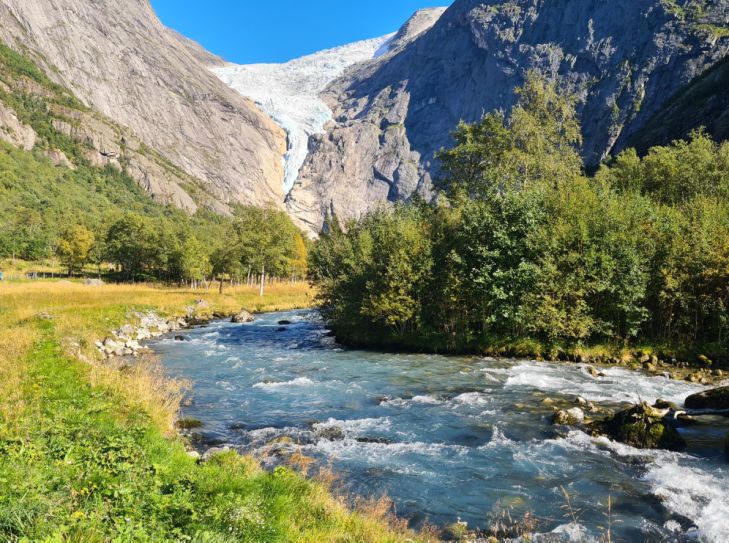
[0, 280, 433, 542]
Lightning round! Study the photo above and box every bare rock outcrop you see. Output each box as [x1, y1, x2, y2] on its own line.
[0, 0, 287, 211]
[288, 0, 729, 233]
[0, 101, 36, 150]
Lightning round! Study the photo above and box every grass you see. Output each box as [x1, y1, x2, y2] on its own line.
[0, 281, 432, 542]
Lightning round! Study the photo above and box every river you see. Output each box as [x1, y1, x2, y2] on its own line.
[151, 310, 729, 542]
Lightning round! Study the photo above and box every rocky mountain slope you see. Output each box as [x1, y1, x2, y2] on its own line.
[0, 0, 287, 213]
[628, 54, 729, 153]
[285, 0, 729, 232]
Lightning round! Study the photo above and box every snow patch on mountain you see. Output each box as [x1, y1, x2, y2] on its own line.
[213, 34, 394, 194]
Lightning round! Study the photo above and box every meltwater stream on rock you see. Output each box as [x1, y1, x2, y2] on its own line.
[151, 311, 729, 542]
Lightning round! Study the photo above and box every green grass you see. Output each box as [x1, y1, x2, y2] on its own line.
[0, 284, 428, 542]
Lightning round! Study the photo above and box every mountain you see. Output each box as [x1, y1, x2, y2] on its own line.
[0, 0, 287, 213]
[283, 0, 729, 232]
[1, 0, 726, 235]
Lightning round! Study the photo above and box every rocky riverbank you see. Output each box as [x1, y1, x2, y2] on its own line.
[551, 386, 729, 459]
[94, 301, 256, 359]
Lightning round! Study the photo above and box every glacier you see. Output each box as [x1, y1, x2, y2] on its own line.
[213, 34, 394, 195]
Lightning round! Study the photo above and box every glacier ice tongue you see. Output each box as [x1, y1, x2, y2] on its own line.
[213, 34, 394, 195]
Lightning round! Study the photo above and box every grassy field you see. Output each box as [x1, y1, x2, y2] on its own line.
[0, 281, 434, 542]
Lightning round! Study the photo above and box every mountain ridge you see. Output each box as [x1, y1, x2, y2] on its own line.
[0, 0, 287, 213]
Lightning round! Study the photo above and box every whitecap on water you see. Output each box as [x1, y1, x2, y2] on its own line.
[215, 380, 236, 392]
[643, 460, 729, 542]
[313, 438, 469, 462]
[554, 431, 729, 542]
[504, 362, 704, 404]
[313, 416, 392, 436]
[478, 425, 515, 451]
[381, 394, 442, 407]
[252, 377, 316, 390]
[451, 391, 491, 406]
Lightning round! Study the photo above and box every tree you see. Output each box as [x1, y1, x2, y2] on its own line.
[56, 224, 94, 275]
[211, 242, 241, 294]
[437, 71, 582, 198]
[104, 213, 158, 281]
[235, 207, 300, 296]
[179, 235, 211, 289]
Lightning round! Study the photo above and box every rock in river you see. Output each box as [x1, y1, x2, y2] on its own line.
[589, 402, 686, 451]
[552, 408, 585, 426]
[231, 310, 254, 324]
[684, 386, 729, 410]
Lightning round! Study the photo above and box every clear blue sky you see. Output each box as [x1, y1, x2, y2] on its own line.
[150, 0, 452, 64]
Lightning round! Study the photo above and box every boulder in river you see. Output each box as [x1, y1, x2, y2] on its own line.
[684, 386, 729, 410]
[552, 408, 585, 425]
[316, 426, 345, 441]
[589, 402, 686, 451]
[231, 310, 254, 324]
[278, 319, 293, 325]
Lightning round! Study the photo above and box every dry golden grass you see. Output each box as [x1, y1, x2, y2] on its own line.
[0, 281, 315, 433]
[0, 326, 36, 434]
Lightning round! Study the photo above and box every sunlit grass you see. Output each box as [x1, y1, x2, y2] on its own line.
[0, 281, 433, 541]
[0, 281, 314, 432]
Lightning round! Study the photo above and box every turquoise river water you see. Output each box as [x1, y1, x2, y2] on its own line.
[151, 310, 729, 542]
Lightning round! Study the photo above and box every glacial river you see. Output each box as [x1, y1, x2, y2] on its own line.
[151, 310, 729, 542]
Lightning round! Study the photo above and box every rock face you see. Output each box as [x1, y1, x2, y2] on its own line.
[629, 55, 729, 152]
[0, 101, 36, 150]
[0, 0, 286, 211]
[287, 0, 729, 232]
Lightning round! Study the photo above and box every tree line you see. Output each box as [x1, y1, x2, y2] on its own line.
[309, 73, 729, 358]
[49, 206, 308, 292]
[0, 130, 308, 293]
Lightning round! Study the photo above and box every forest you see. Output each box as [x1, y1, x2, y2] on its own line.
[309, 73, 729, 361]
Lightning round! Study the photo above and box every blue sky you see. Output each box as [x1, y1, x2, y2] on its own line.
[151, 0, 452, 64]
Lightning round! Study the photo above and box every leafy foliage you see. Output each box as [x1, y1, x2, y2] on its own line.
[310, 76, 729, 358]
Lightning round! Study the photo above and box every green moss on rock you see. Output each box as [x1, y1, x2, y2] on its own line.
[590, 402, 686, 451]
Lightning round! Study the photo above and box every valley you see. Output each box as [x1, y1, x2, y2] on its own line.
[0, 0, 728, 541]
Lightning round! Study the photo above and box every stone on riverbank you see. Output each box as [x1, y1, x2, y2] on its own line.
[202, 446, 232, 462]
[684, 386, 729, 410]
[231, 310, 254, 324]
[96, 311, 186, 359]
[589, 402, 686, 451]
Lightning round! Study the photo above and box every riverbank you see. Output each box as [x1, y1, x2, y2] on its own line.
[0, 281, 432, 542]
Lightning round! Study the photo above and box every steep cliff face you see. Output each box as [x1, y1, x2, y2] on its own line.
[288, 0, 729, 232]
[0, 0, 287, 211]
[628, 54, 729, 152]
